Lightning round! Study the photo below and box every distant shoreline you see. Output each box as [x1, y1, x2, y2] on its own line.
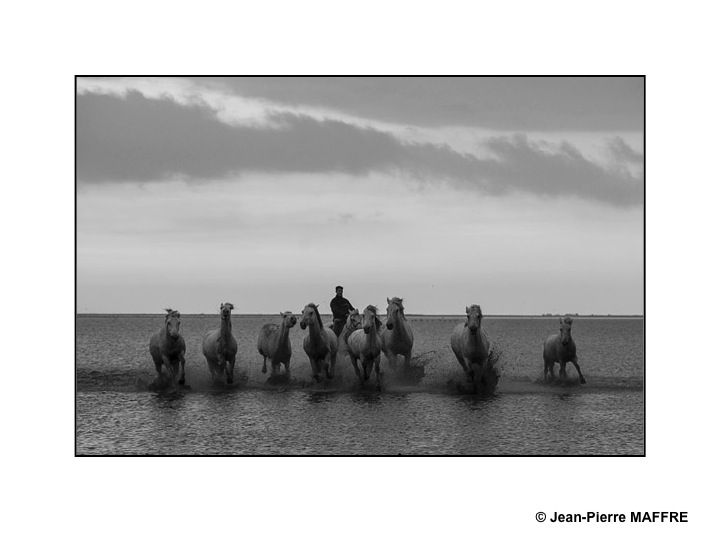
[76, 313, 644, 319]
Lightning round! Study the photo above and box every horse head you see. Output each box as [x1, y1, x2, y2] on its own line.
[220, 302, 234, 320]
[281, 311, 297, 328]
[363, 305, 381, 334]
[165, 308, 181, 339]
[465, 304, 482, 335]
[559, 316, 573, 345]
[300, 303, 321, 330]
[385, 297, 405, 330]
[346, 309, 362, 332]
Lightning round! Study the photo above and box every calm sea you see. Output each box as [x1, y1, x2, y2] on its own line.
[76, 315, 644, 455]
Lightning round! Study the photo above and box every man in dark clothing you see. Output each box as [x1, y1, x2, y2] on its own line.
[330, 285, 355, 337]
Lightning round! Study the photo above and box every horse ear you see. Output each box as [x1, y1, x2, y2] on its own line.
[387, 297, 391, 304]
[465, 306, 470, 314]
[559, 317, 564, 324]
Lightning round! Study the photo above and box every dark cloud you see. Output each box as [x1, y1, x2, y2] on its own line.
[608, 136, 644, 164]
[77, 90, 643, 206]
[484, 135, 643, 203]
[196, 76, 644, 132]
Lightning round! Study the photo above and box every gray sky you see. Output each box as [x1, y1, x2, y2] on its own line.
[77, 77, 643, 314]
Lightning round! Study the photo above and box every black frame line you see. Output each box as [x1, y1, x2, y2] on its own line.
[74, 75, 646, 457]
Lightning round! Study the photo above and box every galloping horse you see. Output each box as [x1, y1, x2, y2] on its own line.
[257, 311, 297, 377]
[450, 304, 491, 383]
[347, 305, 384, 388]
[202, 302, 238, 384]
[381, 297, 414, 370]
[543, 316, 586, 384]
[149, 308, 186, 386]
[300, 303, 338, 381]
[338, 308, 362, 360]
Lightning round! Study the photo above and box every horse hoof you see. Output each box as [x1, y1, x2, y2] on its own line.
[262, 367, 267, 374]
[179, 379, 185, 385]
[580, 377, 587, 384]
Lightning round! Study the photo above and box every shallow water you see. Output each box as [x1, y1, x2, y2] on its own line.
[76, 315, 644, 455]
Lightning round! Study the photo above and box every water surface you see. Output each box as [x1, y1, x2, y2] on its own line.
[76, 315, 644, 455]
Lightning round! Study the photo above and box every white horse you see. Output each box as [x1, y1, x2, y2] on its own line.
[543, 316, 586, 384]
[450, 304, 491, 383]
[257, 311, 296, 377]
[202, 302, 237, 384]
[381, 297, 414, 370]
[300, 303, 338, 381]
[338, 308, 362, 362]
[149, 308, 186, 386]
[347, 305, 384, 388]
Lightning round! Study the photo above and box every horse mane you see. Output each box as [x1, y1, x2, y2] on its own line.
[366, 305, 381, 331]
[389, 297, 406, 319]
[562, 315, 573, 325]
[307, 302, 323, 327]
[468, 304, 482, 315]
[165, 308, 179, 319]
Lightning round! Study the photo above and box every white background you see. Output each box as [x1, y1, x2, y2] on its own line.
[1, 1, 717, 538]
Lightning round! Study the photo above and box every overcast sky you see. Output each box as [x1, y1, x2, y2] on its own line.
[76, 77, 643, 315]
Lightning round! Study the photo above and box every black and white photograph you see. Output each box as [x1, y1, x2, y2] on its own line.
[5, 1, 719, 538]
[75, 76, 644, 455]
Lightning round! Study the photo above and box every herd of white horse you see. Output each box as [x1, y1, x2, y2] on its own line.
[149, 298, 586, 391]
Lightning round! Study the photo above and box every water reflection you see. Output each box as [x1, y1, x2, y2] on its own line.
[456, 393, 499, 411]
[77, 389, 644, 455]
[306, 392, 335, 404]
[152, 390, 187, 408]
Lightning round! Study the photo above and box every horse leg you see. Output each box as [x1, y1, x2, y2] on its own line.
[178, 352, 186, 385]
[327, 351, 336, 379]
[206, 359, 214, 382]
[161, 354, 176, 386]
[385, 349, 398, 371]
[283, 360, 291, 378]
[153, 356, 163, 378]
[454, 352, 471, 381]
[374, 356, 382, 390]
[559, 361, 568, 381]
[350, 356, 362, 382]
[361, 356, 371, 382]
[226, 355, 235, 384]
[547, 361, 556, 382]
[310, 358, 320, 382]
[402, 347, 413, 370]
[471, 362, 485, 392]
[262, 355, 268, 374]
[571, 359, 586, 384]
